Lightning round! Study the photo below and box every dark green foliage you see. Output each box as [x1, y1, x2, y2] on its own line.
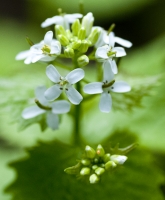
[5, 131, 164, 200]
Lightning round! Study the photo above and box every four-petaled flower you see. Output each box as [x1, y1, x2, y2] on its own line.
[41, 13, 83, 29]
[95, 32, 127, 74]
[44, 65, 85, 105]
[22, 86, 70, 130]
[16, 31, 61, 64]
[83, 62, 131, 113]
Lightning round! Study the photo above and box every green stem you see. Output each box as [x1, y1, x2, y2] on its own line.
[73, 55, 82, 145]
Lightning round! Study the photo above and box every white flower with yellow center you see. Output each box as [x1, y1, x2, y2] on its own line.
[41, 13, 83, 29]
[16, 31, 61, 64]
[83, 62, 131, 113]
[44, 65, 85, 105]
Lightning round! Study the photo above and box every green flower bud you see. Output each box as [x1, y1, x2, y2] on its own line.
[80, 167, 91, 176]
[110, 155, 127, 165]
[81, 158, 91, 166]
[87, 28, 101, 45]
[71, 40, 81, 49]
[71, 19, 81, 36]
[96, 144, 105, 157]
[78, 27, 86, 40]
[100, 163, 105, 168]
[55, 25, 67, 38]
[103, 153, 111, 163]
[58, 35, 69, 46]
[92, 165, 98, 170]
[77, 55, 89, 67]
[95, 167, 105, 176]
[64, 48, 74, 58]
[105, 161, 116, 170]
[85, 145, 96, 159]
[64, 162, 82, 175]
[66, 30, 73, 40]
[78, 40, 89, 53]
[89, 174, 100, 184]
[93, 158, 99, 164]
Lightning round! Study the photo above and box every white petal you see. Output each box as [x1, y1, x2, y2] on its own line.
[41, 16, 62, 28]
[52, 100, 70, 114]
[15, 50, 31, 60]
[103, 60, 115, 82]
[110, 60, 118, 74]
[110, 81, 131, 93]
[44, 31, 53, 46]
[113, 47, 126, 57]
[83, 82, 103, 94]
[22, 106, 45, 119]
[40, 56, 55, 62]
[99, 92, 112, 113]
[46, 65, 61, 83]
[115, 37, 132, 48]
[108, 32, 115, 47]
[95, 45, 109, 59]
[44, 85, 62, 101]
[65, 85, 83, 105]
[65, 68, 85, 84]
[35, 86, 48, 105]
[46, 112, 59, 130]
[32, 54, 45, 63]
[65, 13, 83, 22]
[24, 55, 34, 64]
[50, 46, 61, 55]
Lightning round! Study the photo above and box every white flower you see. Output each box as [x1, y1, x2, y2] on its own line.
[95, 28, 132, 48]
[110, 155, 127, 165]
[44, 65, 85, 105]
[22, 86, 70, 130]
[81, 12, 94, 36]
[41, 13, 83, 29]
[95, 32, 127, 74]
[16, 31, 61, 64]
[83, 62, 131, 113]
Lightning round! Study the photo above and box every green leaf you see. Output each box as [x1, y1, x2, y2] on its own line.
[5, 131, 164, 200]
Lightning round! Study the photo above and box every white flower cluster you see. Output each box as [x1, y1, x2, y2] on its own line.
[17, 11, 132, 129]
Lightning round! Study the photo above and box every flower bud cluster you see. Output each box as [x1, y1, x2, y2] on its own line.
[65, 144, 127, 184]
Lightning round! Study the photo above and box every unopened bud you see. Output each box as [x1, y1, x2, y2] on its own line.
[103, 153, 111, 163]
[66, 30, 72, 39]
[80, 167, 91, 176]
[92, 165, 98, 170]
[96, 144, 105, 157]
[55, 25, 67, 38]
[82, 12, 94, 36]
[95, 167, 105, 176]
[85, 145, 96, 159]
[88, 28, 101, 45]
[71, 19, 81, 36]
[78, 27, 86, 40]
[89, 174, 100, 184]
[64, 48, 74, 58]
[77, 55, 89, 67]
[58, 35, 69, 46]
[105, 161, 116, 170]
[71, 40, 81, 49]
[78, 40, 89, 53]
[110, 155, 127, 165]
[93, 158, 99, 163]
[81, 158, 91, 166]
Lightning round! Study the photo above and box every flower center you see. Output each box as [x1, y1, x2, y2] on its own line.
[41, 45, 51, 54]
[59, 77, 68, 87]
[107, 50, 116, 57]
[102, 80, 115, 88]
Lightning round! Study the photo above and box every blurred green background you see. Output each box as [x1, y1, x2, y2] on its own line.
[0, 0, 165, 199]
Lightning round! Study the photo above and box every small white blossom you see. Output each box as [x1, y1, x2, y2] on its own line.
[16, 31, 61, 64]
[44, 65, 85, 105]
[41, 13, 83, 29]
[110, 155, 128, 165]
[22, 86, 70, 130]
[95, 32, 127, 74]
[83, 63, 131, 113]
[95, 28, 132, 48]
